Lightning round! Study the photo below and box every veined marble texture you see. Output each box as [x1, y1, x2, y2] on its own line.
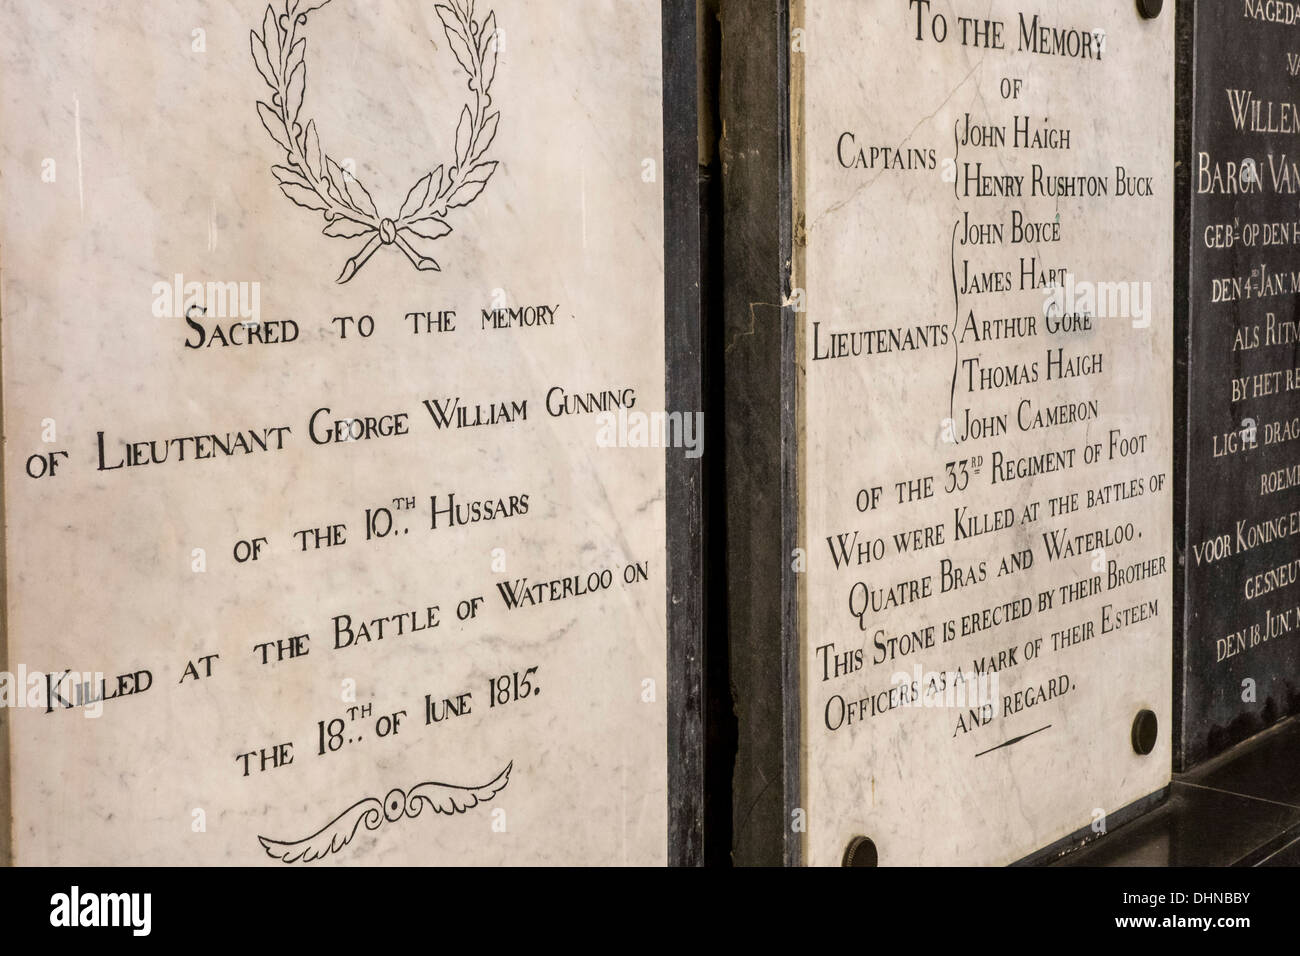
[0, 0, 667, 865]
[796, 0, 1173, 866]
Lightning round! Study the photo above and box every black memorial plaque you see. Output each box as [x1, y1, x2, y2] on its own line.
[1178, 0, 1300, 768]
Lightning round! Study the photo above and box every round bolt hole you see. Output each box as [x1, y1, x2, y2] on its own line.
[842, 836, 878, 867]
[1132, 709, 1158, 755]
[1137, 0, 1163, 18]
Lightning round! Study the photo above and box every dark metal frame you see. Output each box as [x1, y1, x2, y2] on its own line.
[663, 0, 706, 867]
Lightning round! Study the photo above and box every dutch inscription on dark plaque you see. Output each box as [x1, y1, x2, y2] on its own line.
[1178, 0, 1300, 767]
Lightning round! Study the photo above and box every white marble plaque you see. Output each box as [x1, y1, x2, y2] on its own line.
[796, 0, 1173, 865]
[0, 0, 668, 865]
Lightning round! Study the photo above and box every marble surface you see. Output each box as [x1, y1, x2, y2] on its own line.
[0, 0, 668, 864]
[796, 0, 1174, 865]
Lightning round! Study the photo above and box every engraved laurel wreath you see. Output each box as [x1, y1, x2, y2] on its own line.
[250, 0, 501, 283]
[259, 763, 512, 863]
